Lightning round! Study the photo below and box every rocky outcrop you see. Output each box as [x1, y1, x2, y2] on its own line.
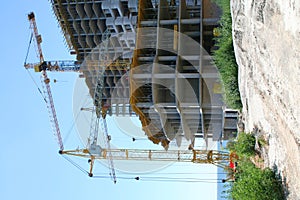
[231, 0, 300, 199]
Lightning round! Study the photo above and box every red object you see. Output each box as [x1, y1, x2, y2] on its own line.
[229, 161, 235, 169]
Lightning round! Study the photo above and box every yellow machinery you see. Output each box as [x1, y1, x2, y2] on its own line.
[59, 147, 235, 178]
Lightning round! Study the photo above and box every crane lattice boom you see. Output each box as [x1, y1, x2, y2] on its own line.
[60, 148, 232, 169]
[83, 29, 117, 182]
[27, 12, 64, 150]
[100, 117, 117, 183]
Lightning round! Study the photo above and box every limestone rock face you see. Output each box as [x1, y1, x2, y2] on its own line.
[231, 0, 300, 199]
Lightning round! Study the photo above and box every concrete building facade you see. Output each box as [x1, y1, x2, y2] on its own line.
[51, 0, 138, 116]
[50, 0, 238, 150]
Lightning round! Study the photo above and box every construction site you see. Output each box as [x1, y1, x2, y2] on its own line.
[0, 0, 295, 199]
[23, 0, 239, 184]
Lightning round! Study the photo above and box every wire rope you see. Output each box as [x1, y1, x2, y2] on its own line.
[83, 172, 228, 176]
[24, 33, 33, 65]
[62, 107, 82, 145]
[137, 178, 223, 183]
[62, 155, 89, 175]
[25, 69, 47, 103]
[24, 31, 48, 103]
[92, 174, 225, 183]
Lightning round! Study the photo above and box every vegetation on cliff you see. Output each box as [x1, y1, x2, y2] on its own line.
[212, 0, 242, 110]
[223, 132, 285, 200]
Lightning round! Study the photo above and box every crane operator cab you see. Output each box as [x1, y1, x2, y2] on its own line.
[34, 61, 48, 72]
[87, 144, 102, 156]
[34, 61, 60, 72]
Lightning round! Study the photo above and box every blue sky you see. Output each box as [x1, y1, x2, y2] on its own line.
[0, 1, 227, 199]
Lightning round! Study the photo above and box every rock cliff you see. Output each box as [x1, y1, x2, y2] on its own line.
[231, 0, 300, 199]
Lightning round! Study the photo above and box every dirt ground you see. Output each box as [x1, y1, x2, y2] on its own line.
[231, 0, 300, 199]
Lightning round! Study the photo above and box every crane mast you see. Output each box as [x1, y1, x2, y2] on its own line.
[27, 12, 64, 150]
[85, 31, 117, 182]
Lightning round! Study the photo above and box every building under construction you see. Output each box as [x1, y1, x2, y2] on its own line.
[50, 0, 238, 149]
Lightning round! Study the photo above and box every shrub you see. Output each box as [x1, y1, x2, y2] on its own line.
[234, 132, 256, 158]
[225, 132, 256, 158]
[227, 161, 285, 200]
[224, 133, 284, 199]
[212, 0, 243, 110]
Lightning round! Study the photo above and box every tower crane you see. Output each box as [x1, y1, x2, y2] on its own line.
[26, 12, 64, 150]
[25, 12, 236, 183]
[25, 12, 118, 183]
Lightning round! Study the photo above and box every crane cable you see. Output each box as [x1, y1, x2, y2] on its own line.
[132, 176, 225, 183]
[25, 69, 47, 104]
[62, 155, 89, 175]
[24, 32, 33, 65]
[24, 32, 47, 103]
[62, 108, 82, 145]
[92, 175, 225, 183]
[63, 95, 92, 145]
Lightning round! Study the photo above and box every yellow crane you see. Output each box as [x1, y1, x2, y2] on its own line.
[59, 146, 235, 178]
[25, 11, 119, 183]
